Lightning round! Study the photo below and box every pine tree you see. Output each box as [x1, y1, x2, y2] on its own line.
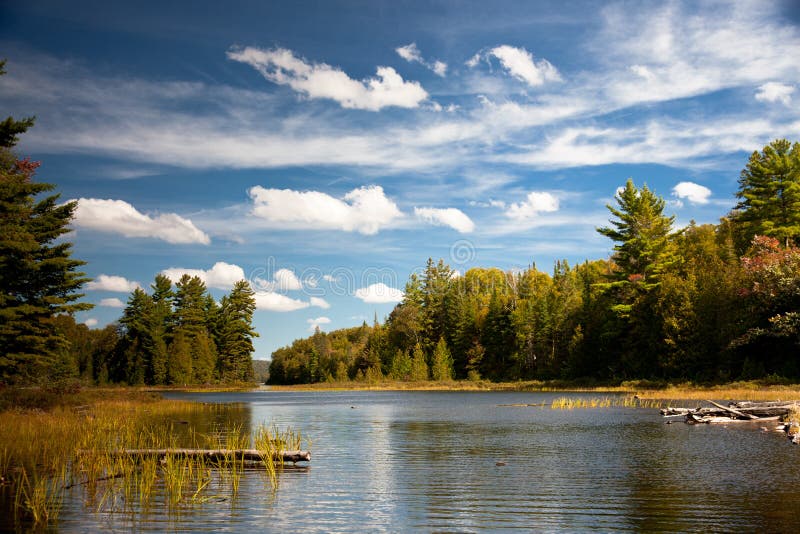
[173, 274, 213, 383]
[117, 288, 153, 384]
[596, 179, 678, 314]
[148, 274, 173, 384]
[735, 139, 800, 248]
[216, 280, 257, 382]
[0, 79, 91, 383]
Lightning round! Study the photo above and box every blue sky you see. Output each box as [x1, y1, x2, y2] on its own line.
[2, 0, 800, 358]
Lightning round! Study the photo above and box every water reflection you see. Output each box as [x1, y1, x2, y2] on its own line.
[50, 390, 800, 532]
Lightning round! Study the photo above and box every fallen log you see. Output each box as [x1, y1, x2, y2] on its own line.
[107, 449, 311, 463]
[706, 400, 759, 420]
[661, 400, 800, 425]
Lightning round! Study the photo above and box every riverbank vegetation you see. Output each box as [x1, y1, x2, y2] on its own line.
[0, 388, 305, 529]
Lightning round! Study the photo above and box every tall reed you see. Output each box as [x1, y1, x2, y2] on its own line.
[0, 395, 308, 530]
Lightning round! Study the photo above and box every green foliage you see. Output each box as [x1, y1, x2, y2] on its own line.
[735, 139, 800, 248]
[0, 71, 91, 384]
[431, 337, 454, 381]
[409, 343, 429, 381]
[267, 139, 800, 385]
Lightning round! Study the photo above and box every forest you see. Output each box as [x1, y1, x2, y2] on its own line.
[0, 68, 258, 386]
[269, 140, 800, 385]
[1, 58, 799, 387]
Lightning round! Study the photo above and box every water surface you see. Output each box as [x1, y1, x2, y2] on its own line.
[56, 391, 800, 532]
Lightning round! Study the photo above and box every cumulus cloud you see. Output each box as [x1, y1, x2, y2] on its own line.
[755, 82, 795, 106]
[72, 198, 210, 245]
[99, 297, 126, 308]
[254, 292, 310, 312]
[84, 318, 98, 327]
[395, 43, 448, 77]
[162, 261, 245, 289]
[86, 274, 141, 292]
[310, 296, 331, 309]
[254, 268, 303, 292]
[249, 185, 403, 235]
[307, 316, 331, 331]
[672, 181, 712, 204]
[506, 192, 560, 220]
[354, 283, 404, 303]
[227, 46, 428, 110]
[486, 45, 561, 87]
[414, 207, 475, 233]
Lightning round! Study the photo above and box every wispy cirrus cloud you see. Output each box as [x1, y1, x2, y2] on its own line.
[396, 43, 447, 77]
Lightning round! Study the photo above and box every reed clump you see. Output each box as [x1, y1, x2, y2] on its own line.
[0, 392, 307, 530]
[549, 396, 667, 410]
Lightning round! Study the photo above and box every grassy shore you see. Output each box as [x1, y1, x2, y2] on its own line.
[264, 378, 800, 401]
[0, 386, 303, 530]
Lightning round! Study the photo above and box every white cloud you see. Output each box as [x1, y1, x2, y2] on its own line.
[72, 198, 210, 245]
[162, 261, 245, 289]
[310, 296, 331, 309]
[254, 292, 310, 312]
[354, 283, 404, 303]
[99, 297, 126, 308]
[322, 275, 337, 282]
[414, 207, 475, 233]
[395, 43, 448, 77]
[599, 3, 800, 107]
[86, 274, 141, 292]
[307, 316, 331, 331]
[755, 82, 795, 106]
[83, 318, 98, 327]
[672, 181, 712, 205]
[487, 45, 561, 87]
[396, 43, 423, 63]
[249, 185, 403, 235]
[506, 192, 560, 221]
[227, 46, 428, 110]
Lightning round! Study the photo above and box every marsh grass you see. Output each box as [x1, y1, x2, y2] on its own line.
[0, 392, 307, 529]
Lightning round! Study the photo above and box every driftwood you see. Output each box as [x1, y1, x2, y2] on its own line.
[108, 449, 311, 463]
[661, 400, 799, 425]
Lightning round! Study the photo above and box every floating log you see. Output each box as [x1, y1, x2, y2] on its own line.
[661, 400, 799, 425]
[706, 400, 759, 420]
[108, 449, 310, 463]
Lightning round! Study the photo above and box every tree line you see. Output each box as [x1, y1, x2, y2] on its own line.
[1, 63, 258, 386]
[269, 140, 800, 384]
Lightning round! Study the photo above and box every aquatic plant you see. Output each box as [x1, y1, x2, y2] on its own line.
[0, 395, 308, 529]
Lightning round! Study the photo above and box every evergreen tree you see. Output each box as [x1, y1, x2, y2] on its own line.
[117, 288, 153, 384]
[0, 84, 91, 382]
[173, 274, 213, 382]
[735, 139, 800, 248]
[147, 274, 173, 384]
[409, 343, 429, 381]
[431, 337, 454, 381]
[215, 280, 257, 382]
[596, 179, 678, 314]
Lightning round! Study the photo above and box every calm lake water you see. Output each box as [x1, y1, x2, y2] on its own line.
[52, 390, 799, 532]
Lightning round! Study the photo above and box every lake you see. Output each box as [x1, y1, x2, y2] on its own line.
[53, 390, 800, 532]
